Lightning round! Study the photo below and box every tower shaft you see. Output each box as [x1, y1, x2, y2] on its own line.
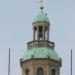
[20, 1, 62, 75]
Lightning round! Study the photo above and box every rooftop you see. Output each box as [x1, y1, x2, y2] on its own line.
[21, 48, 60, 62]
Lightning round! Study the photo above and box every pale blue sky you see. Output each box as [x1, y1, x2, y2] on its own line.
[0, 0, 75, 75]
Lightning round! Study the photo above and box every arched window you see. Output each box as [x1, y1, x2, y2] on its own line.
[26, 69, 29, 75]
[51, 69, 55, 75]
[37, 68, 44, 75]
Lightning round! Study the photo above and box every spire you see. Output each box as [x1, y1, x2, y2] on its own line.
[33, 0, 50, 23]
[40, 0, 44, 11]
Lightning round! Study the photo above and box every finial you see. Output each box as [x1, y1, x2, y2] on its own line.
[45, 13, 47, 16]
[40, 0, 44, 10]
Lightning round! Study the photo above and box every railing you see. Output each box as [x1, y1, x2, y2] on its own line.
[27, 40, 55, 49]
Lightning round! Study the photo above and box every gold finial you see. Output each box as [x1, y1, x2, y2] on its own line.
[40, 0, 44, 10]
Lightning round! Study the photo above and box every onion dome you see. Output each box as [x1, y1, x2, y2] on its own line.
[33, 7, 50, 23]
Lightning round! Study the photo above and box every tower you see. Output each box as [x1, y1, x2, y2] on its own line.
[20, 0, 62, 75]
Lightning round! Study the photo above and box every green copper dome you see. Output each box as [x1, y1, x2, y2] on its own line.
[33, 10, 49, 23]
[21, 48, 60, 62]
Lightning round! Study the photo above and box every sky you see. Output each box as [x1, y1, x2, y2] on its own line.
[0, 0, 75, 75]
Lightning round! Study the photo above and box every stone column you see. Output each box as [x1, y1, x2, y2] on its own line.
[30, 65, 34, 75]
[43, 27, 45, 40]
[37, 27, 39, 40]
[33, 27, 35, 40]
[47, 27, 49, 40]
[22, 70, 25, 75]
[46, 65, 49, 75]
[44, 27, 45, 40]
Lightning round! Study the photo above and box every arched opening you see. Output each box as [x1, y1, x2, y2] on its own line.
[26, 69, 29, 75]
[37, 68, 44, 75]
[38, 26, 43, 40]
[51, 69, 55, 75]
